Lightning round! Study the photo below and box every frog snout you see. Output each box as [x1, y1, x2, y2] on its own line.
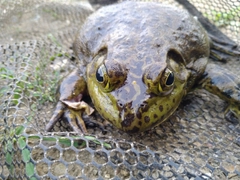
[118, 100, 148, 129]
[117, 101, 135, 127]
[121, 112, 135, 128]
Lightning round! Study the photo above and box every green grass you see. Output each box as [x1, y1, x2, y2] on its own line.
[204, 6, 240, 27]
[2, 125, 112, 178]
[0, 44, 113, 178]
[0, 54, 62, 106]
[0, 45, 63, 177]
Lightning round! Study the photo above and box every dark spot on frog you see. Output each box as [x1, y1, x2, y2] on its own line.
[114, 71, 124, 78]
[136, 110, 142, 119]
[159, 105, 163, 112]
[149, 93, 157, 98]
[172, 98, 175, 103]
[144, 116, 150, 123]
[121, 113, 135, 127]
[138, 121, 142, 126]
[98, 27, 101, 30]
[117, 79, 121, 85]
[153, 81, 158, 86]
[154, 114, 158, 119]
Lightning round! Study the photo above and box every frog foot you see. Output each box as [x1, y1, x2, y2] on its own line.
[225, 104, 240, 125]
[46, 100, 94, 134]
[209, 34, 240, 62]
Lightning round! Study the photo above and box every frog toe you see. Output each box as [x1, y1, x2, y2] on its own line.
[209, 34, 240, 62]
[46, 102, 66, 132]
[46, 99, 95, 133]
[64, 109, 87, 134]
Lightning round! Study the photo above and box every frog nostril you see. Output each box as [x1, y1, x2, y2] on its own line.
[140, 102, 149, 112]
[118, 102, 124, 108]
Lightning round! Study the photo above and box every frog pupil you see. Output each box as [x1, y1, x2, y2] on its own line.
[166, 72, 174, 86]
[96, 68, 104, 82]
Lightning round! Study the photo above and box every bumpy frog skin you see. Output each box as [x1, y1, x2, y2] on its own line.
[46, 1, 240, 133]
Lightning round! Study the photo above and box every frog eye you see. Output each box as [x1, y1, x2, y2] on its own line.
[95, 62, 127, 92]
[166, 71, 174, 86]
[159, 68, 174, 93]
[96, 64, 106, 83]
[96, 64, 112, 92]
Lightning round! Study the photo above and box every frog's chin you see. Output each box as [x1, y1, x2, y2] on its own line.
[118, 101, 179, 133]
[118, 88, 186, 133]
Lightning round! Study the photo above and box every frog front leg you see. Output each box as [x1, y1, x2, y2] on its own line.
[45, 69, 94, 133]
[200, 64, 240, 123]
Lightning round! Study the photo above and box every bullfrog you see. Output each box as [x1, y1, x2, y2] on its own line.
[45, 1, 240, 133]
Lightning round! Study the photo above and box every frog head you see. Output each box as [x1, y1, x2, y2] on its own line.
[86, 48, 189, 132]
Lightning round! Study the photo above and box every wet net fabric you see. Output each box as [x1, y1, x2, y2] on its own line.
[0, 0, 240, 179]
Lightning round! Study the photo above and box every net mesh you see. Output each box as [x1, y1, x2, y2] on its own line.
[0, 0, 240, 179]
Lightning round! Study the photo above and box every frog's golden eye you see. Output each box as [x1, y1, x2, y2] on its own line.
[95, 62, 127, 92]
[159, 68, 174, 93]
[143, 64, 175, 96]
[96, 64, 112, 92]
[96, 64, 106, 83]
